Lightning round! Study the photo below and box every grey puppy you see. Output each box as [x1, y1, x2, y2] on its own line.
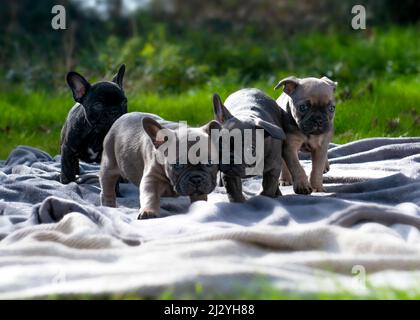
[60, 65, 127, 184]
[100, 112, 221, 219]
[275, 76, 337, 194]
[213, 88, 286, 202]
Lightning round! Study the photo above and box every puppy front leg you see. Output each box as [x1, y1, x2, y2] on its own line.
[222, 174, 246, 202]
[260, 169, 281, 197]
[138, 176, 162, 219]
[283, 144, 312, 195]
[60, 146, 79, 184]
[310, 144, 329, 192]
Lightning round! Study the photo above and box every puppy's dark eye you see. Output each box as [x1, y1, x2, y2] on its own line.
[298, 104, 309, 113]
[328, 105, 336, 113]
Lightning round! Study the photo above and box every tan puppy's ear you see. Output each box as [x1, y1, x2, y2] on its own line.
[321, 76, 338, 92]
[142, 117, 166, 149]
[213, 94, 233, 124]
[274, 76, 300, 95]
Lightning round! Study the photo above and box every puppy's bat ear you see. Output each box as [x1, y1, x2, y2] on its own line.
[321, 76, 338, 92]
[143, 117, 166, 149]
[112, 64, 126, 90]
[201, 120, 221, 135]
[213, 94, 232, 124]
[254, 119, 286, 140]
[274, 76, 300, 95]
[66, 72, 91, 103]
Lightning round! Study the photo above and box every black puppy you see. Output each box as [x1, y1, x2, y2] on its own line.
[60, 64, 127, 184]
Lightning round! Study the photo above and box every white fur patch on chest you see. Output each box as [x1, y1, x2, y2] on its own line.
[88, 148, 99, 160]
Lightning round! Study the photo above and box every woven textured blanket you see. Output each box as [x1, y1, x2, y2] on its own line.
[0, 138, 420, 298]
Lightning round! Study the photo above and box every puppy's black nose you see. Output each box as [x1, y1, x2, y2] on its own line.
[190, 176, 203, 185]
[314, 117, 323, 125]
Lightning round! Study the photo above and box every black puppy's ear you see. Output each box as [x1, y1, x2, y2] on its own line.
[254, 119, 286, 140]
[213, 94, 232, 124]
[274, 76, 300, 95]
[143, 117, 166, 149]
[66, 72, 91, 103]
[112, 64, 126, 90]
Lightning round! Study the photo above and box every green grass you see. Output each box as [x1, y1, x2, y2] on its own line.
[1, 76, 419, 159]
[47, 282, 420, 300]
[334, 76, 420, 143]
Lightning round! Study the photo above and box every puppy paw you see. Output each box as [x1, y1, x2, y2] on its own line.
[293, 180, 313, 195]
[280, 172, 293, 186]
[227, 193, 246, 203]
[280, 180, 292, 186]
[60, 175, 72, 185]
[100, 194, 117, 207]
[259, 188, 282, 198]
[102, 201, 117, 208]
[138, 209, 159, 220]
[312, 185, 326, 193]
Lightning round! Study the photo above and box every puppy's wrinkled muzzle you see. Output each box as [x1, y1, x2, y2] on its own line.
[176, 172, 215, 196]
[301, 119, 330, 136]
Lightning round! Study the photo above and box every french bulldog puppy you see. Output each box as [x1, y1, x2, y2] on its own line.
[274, 76, 337, 194]
[213, 88, 286, 202]
[100, 112, 221, 219]
[60, 64, 127, 184]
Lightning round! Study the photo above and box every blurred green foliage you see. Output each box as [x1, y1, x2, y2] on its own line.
[1, 1, 419, 92]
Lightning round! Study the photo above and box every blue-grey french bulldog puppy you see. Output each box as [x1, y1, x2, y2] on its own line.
[275, 76, 337, 194]
[100, 112, 221, 219]
[213, 89, 286, 202]
[60, 64, 127, 184]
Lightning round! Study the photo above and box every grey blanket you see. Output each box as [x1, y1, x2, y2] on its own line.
[0, 138, 420, 298]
